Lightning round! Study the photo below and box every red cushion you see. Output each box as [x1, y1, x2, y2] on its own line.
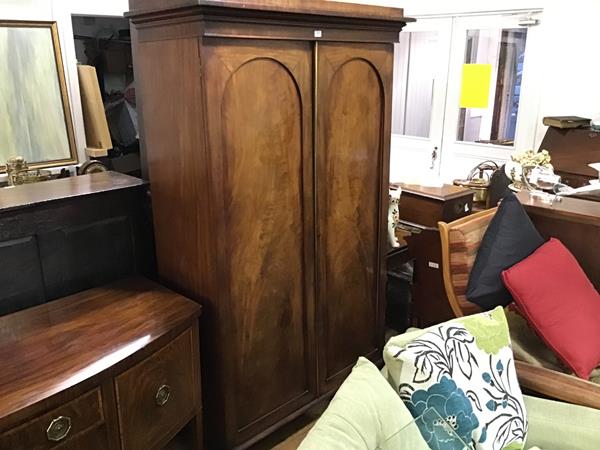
[502, 238, 600, 379]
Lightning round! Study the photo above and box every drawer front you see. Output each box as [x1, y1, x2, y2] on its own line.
[398, 195, 444, 228]
[116, 328, 196, 450]
[0, 388, 105, 450]
[442, 195, 473, 222]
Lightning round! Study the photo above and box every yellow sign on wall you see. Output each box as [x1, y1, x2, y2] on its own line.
[459, 63, 492, 109]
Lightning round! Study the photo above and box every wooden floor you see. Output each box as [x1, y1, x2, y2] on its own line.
[271, 422, 314, 449]
[167, 417, 316, 450]
[248, 401, 326, 449]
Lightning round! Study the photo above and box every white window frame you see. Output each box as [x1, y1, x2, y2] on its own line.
[439, 11, 544, 178]
[389, 17, 453, 182]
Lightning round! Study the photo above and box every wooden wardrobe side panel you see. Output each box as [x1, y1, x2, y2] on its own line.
[132, 33, 216, 301]
[316, 42, 394, 393]
[132, 27, 225, 442]
[202, 38, 317, 447]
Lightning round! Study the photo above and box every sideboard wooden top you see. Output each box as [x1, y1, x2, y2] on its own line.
[394, 182, 474, 202]
[127, 0, 412, 23]
[0, 277, 201, 421]
[517, 191, 600, 226]
[0, 171, 146, 214]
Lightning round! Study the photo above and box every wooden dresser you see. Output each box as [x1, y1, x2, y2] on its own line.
[0, 277, 202, 450]
[128, 1, 412, 447]
[395, 183, 474, 327]
[0, 171, 153, 316]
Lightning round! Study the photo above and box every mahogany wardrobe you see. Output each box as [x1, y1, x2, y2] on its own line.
[128, 1, 410, 448]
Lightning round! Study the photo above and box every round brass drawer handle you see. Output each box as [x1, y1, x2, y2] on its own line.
[46, 415, 72, 442]
[155, 384, 171, 407]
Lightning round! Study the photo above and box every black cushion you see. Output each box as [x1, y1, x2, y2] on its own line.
[488, 164, 513, 207]
[466, 193, 544, 310]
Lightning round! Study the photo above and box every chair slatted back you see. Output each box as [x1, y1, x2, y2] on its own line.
[438, 208, 497, 317]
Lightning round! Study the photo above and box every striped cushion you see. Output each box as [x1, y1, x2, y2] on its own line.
[447, 210, 496, 315]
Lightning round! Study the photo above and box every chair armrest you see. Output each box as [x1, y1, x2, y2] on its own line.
[516, 360, 600, 409]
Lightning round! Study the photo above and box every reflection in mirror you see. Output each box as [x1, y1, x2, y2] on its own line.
[0, 21, 77, 172]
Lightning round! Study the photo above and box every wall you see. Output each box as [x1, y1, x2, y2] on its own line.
[532, 0, 600, 145]
[350, 0, 600, 181]
[1, 0, 129, 169]
[4, 0, 600, 178]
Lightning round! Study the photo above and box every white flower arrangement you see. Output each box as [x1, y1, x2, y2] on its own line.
[511, 149, 552, 169]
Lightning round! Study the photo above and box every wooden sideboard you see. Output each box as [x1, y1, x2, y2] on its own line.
[0, 277, 202, 450]
[0, 171, 153, 316]
[517, 192, 600, 290]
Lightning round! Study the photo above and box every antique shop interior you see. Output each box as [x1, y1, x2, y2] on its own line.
[1, 0, 600, 449]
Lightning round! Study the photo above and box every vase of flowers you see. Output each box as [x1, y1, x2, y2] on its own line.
[505, 149, 558, 191]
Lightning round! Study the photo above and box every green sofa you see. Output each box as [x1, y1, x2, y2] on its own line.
[299, 355, 600, 449]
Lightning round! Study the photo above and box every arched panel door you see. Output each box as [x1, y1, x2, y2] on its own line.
[316, 43, 394, 393]
[202, 39, 315, 446]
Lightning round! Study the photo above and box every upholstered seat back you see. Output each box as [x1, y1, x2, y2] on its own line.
[439, 208, 497, 317]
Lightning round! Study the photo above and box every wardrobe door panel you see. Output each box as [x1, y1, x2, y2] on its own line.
[316, 43, 393, 393]
[203, 39, 316, 445]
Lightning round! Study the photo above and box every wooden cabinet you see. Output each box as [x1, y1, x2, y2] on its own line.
[0, 171, 153, 317]
[128, 1, 411, 447]
[0, 278, 202, 450]
[395, 183, 474, 327]
[316, 43, 393, 392]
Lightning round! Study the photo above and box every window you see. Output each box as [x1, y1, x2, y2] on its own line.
[457, 28, 528, 146]
[392, 31, 439, 138]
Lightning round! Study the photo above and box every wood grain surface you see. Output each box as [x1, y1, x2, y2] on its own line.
[316, 42, 392, 392]
[0, 173, 153, 318]
[0, 389, 106, 450]
[0, 171, 145, 213]
[129, 1, 408, 446]
[516, 360, 600, 410]
[517, 192, 600, 290]
[116, 329, 197, 450]
[202, 38, 317, 442]
[128, 0, 410, 22]
[0, 277, 201, 423]
[540, 127, 600, 179]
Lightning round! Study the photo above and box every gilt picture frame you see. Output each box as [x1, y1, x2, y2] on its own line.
[0, 21, 77, 172]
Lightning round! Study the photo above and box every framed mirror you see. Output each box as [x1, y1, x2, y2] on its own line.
[0, 21, 77, 172]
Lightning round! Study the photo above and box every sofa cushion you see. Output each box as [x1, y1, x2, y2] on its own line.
[384, 307, 527, 450]
[524, 395, 600, 450]
[502, 238, 600, 379]
[299, 357, 429, 450]
[466, 194, 544, 310]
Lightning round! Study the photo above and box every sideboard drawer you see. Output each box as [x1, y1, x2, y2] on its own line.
[0, 388, 105, 450]
[116, 328, 196, 450]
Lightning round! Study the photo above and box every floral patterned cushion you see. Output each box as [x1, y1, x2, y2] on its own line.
[384, 307, 527, 450]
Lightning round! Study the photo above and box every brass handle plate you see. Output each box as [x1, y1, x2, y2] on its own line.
[155, 384, 171, 407]
[46, 415, 72, 442]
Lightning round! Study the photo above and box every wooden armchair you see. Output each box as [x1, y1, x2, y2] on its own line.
[438, 209, 600, 410]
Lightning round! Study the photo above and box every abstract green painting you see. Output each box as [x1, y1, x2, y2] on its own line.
[0, 22, 76, 170]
